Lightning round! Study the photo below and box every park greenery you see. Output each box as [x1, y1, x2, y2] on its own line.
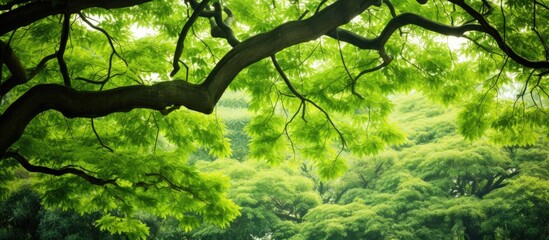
[1, 0, 548, 239]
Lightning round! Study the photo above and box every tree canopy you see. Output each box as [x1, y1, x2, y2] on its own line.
[1, 0, 548, 238]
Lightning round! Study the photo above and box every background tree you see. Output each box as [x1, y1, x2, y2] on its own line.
[296, 94, 549, 240]
[1, 0, 548, 238]
[1, 90, 547, 239]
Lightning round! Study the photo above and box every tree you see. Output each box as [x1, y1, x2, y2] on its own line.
[185, 159, 320, 240]
[1, 0, 548, 237]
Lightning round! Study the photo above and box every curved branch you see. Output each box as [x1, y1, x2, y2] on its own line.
[211, 2, 239, 47]
[0, 0, 152, 35]
[355, 48, 392, 80]
[326, 13, 484, 51]
[57, 13, 71, 87]
[91, 119, 114, 153]
[449, 0, 549, 69]
[78, 13, 129, 67]
[0, 53, 56, 96]
[171, 0, 211, 77]
[1, 40, 26, 89]
[3, 151, 117, 186]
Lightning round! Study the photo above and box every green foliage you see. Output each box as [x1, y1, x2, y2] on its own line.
[292, 93, 549, 240]
[483, 176, 549, 239]
[246, 112, 288, 164]
[96, 214, 150, 240]
[2, 0, 549, 238]
[2, 90, 548, 239]
[0, 185, 41, 239]
[187, 159, 320, 239]
[458, 92, 496, 140]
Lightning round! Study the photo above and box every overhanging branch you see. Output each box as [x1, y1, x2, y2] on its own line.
[171, 0, 211, 77]
[0, 0, 152, 35]
[3, 151, 117, 186]
[449, 0, 549, 69]
[202, 0, 380, 104]
[326, 13, 484, 51]
[0, 82, 212, 155]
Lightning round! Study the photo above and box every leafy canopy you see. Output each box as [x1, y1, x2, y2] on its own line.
[1, 0, 548, 238]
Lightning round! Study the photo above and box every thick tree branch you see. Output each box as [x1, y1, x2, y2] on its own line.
[3, 151, 117, 186]
[0, 82, 212, 155]
[0, 0, 152, 35]
[0, 0, 379, 157]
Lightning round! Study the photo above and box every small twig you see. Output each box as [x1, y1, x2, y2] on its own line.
[335, 31, 364, 99]
[355, 48, 392, 81]
[75, 73, 123, 85]
[91, 119, 114, 152]
[271, 55, 347, 150]
[78, 13, 129, 67]
[152, 113, 160, 153]
[533, 2, 549, 60]
[144, 172, 207, 203]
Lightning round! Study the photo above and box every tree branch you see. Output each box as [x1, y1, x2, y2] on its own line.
[0, 53, 56, 96]
[449, 0, 549, 69]
[202, 0, 379, 104]
[3, 151, 117, 186]
[326, 13, 484, 51]
[171, 0, 211, 77]
[271, 55, 347, 149]
[0, 40, 26, 88]
[0, 0, 152, 35]
[211, 2, 239, 47]
[57, 13, 71, 87]
[78, 13, 129, 67]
